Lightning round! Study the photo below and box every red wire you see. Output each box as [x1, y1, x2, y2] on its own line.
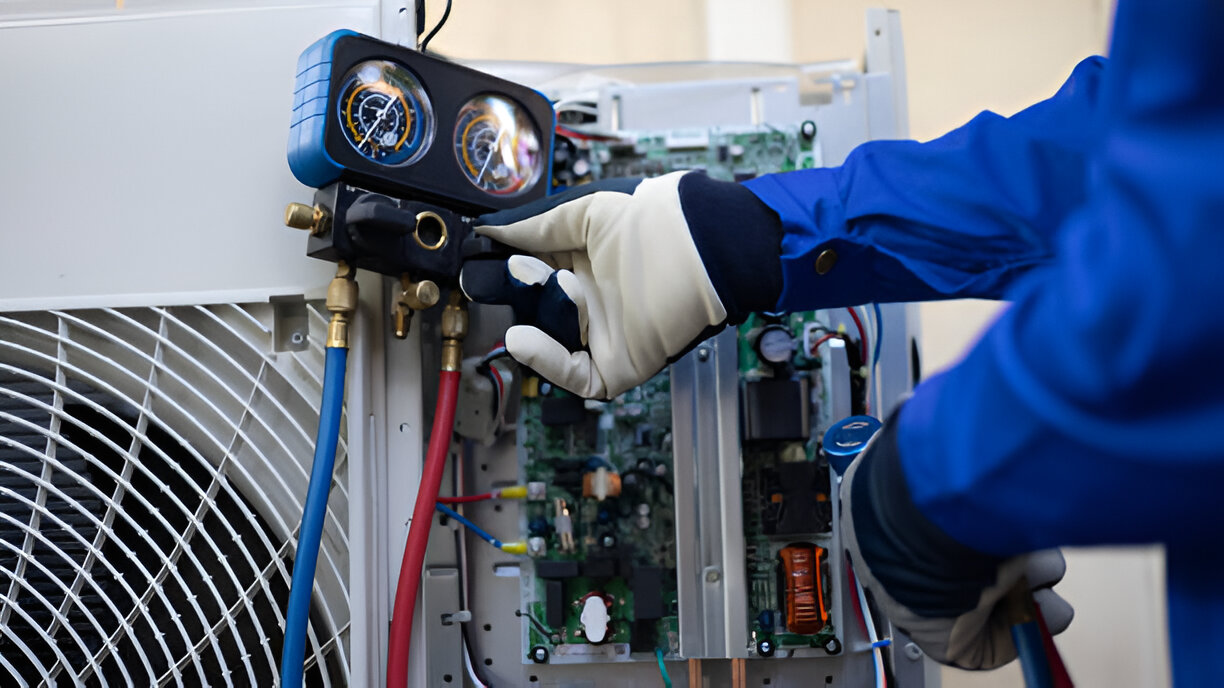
[555, 125, 620, 142]
[437, 493, 495, 504]
[809, 332, 842, 355]
[845, 307, 868, 362]
[386, 369, 462, 688]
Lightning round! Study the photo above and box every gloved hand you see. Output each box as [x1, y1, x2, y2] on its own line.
[460, 171, 783, 399]
[840, 414, 1074, 669]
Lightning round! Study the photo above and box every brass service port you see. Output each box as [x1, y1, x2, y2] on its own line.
[413, 211, 448, 251]
[392, 274, 441, 339]
[285, 202, 330, 235]
[439, 291, 468, 372]
[325, 261, 359, 349]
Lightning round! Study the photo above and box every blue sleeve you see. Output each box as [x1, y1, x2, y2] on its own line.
[743, 56, 1106, 311]
[896, 0, 1224, 556]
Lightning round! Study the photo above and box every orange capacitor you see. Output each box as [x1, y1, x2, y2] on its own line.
[779, 544, 828, 634]
[582, 467, 622, 501]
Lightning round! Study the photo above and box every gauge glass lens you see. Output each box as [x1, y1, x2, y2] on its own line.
[336, 60, 434, 166]
[453, 94, 543, 195]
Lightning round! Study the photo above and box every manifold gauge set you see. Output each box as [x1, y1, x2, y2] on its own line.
[286, 30, 555, 284]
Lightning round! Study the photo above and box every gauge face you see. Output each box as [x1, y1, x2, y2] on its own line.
[336, 60, 434, 166]
[453, 94, 544, 196]
[757, 326, 796, 365]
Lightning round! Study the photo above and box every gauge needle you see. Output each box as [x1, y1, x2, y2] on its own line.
[359, 96, 398, 150]
[477, 129, 505, 183]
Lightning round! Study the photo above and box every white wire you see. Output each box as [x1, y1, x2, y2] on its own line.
[463, 638, 489, 688]
[854, 572, 886, 688]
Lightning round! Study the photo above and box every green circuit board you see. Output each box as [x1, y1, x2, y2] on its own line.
[584, 126, 817, 181]
[521, 123, 835, 663]
[738, 313, 839, 652]
[519, 374, 679, 660]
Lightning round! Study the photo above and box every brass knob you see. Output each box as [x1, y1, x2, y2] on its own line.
[401, 279, 440, 311]
[284, 203, 328, 235]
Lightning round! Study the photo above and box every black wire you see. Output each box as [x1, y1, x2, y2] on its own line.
[516, 608, 553, 638]
[418, 0, 452, 52]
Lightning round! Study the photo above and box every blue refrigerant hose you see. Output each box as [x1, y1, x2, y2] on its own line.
[1012, 619, 1056, 688]
[280, 346, 348, 687]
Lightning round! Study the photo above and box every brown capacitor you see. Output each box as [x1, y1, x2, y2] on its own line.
[779, 544, 828, 634]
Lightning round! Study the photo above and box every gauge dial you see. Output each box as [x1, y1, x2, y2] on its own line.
[453, 94, 544, 195]
[336, 60, 434, 166]
[756, 326, 796, 365]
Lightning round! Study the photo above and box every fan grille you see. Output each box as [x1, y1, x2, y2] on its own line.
[0, 304, 350, 686]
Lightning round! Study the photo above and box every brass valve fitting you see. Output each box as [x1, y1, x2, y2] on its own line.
[392, 274, 441, 339]
[439, 291, 468, 372]
[325, 261, 359, 349]
[285, 202, 330, 236]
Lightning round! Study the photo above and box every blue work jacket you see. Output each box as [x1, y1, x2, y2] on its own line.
[745, 1, 1223, 684]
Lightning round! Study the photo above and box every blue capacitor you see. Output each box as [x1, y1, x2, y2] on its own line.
[758, 609, 775, 631]
[822, 415, 882, 476]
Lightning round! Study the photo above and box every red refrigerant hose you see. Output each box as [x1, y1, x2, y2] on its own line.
[387, 368, 462, 687]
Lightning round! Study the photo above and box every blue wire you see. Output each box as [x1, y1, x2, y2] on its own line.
[871, 302, 883, 366]
[655, 648, 672, 688]
[436, 502, 504, 549]
[280, 346, 348, 687]
[1012, 621, 1056, 688]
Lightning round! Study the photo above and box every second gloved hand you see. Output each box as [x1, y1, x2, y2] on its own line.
[460, 171, 783, 399]
[841, 413, 1075, 670]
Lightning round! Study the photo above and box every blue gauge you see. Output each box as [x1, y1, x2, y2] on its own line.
[336, 60, 434, 166]
[288, 30, 554, 212]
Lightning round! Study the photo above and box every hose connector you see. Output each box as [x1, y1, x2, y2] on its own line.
[440, 291, 468, 372]
[326, 261, 359, 349]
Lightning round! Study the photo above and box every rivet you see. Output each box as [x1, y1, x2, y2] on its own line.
[814, 249, 838, 275]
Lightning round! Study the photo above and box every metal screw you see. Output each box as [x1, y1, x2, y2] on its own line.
[289, 331, 305, 345]
[697, 347, 711, 362]
[904, 642, 923, 661]
[704, 568, 721, 583]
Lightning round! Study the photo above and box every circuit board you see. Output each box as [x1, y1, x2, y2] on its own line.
[518, 375, 679, 663]
[551, 124, 820, 189]
[737, 313, 847, 656]
[520, 123, 842, 664]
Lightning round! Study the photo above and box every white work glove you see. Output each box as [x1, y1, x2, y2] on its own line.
[460, 172, 784, 399]
[840, 413, 1074, 669]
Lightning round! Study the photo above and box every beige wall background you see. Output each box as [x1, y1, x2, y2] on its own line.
[428, 2, 1168, 686]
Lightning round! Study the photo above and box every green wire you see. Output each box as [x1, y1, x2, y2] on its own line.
[655, 648, 672, 688]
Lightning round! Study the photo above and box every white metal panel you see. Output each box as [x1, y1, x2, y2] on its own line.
[0, 1, 382, 312]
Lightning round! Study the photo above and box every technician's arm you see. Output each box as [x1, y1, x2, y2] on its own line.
[745, 56, 1106, 310]
[843, 0, 1224, 677]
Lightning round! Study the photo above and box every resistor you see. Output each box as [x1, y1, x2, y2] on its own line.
[554, 499, 575, 553]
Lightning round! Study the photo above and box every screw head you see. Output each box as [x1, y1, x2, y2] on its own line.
[704, 568, 721, 583]
[904, 642, 923, 661]
[757, 638, 775, 657]
[289, 331, 305, 345]
[529, 645, 549, 663]
[696, 347, 711, 362]
[823, 637, 842, 655]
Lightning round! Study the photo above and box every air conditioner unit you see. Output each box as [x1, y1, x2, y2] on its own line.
[0, 2, 927, 686]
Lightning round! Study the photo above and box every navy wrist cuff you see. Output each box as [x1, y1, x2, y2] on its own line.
[851, 409, 1006, 618]
[677, 172, 784, 324]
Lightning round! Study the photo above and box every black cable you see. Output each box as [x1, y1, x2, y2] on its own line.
[516, 608, 553, 638]
[418, 0, 452, 52]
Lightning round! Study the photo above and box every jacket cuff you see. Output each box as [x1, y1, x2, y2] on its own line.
[850, 408, 1007, 618]
[677, 172, 784, 324]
